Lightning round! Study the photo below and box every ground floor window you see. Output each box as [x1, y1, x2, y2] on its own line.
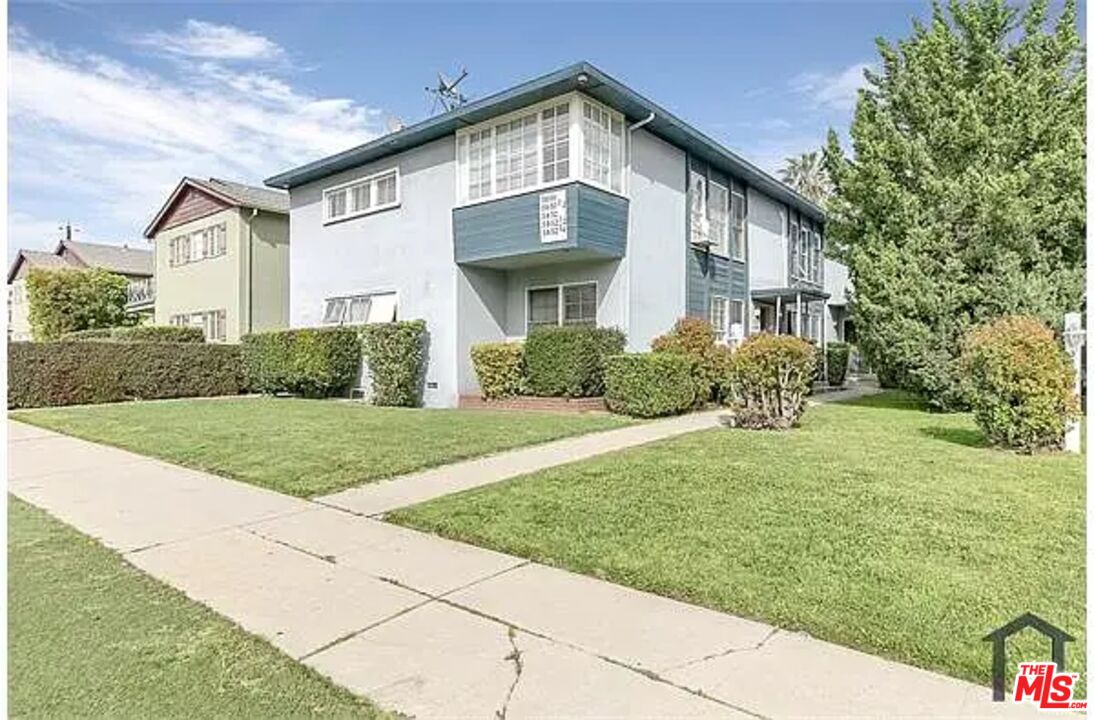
[729, 299, 745, 344]
[527, 282, 596, 334]
[322, 291, 398, 326]
[709, 296, 728, 343]
[170, 309, 226, 342]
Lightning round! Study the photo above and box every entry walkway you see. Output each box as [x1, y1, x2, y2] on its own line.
[9, 417, 1037, 718]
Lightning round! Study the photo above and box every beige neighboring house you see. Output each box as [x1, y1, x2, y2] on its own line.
[143, 177, 290, 342]
[7, 239, 154, 341]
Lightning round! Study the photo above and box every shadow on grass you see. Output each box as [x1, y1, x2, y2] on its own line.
[840, 391, 928, 412]
[918, 426, 989, 449]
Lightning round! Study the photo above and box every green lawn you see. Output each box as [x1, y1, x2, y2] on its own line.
[10, 397, 632, 497]
[390, 392, 1085, 690]
[8, 497, 386, 718]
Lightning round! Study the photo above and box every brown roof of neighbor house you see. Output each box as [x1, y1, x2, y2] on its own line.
[143, 176, 289, 238]
[7, 240, 152, 284]
[58, 240, 153, 277]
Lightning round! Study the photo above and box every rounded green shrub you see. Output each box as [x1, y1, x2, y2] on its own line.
[722, 334, 816, 429]
[361, 320, 428, 407]
[242, 327, 361, 398]
[604, 353, 698, 418]
[470, 342, 524, 399]
[651, 317, 725, 402]
[523, 326, 625, 398]
[959, 315, 1078, 453]
[826, 342, 850, 387]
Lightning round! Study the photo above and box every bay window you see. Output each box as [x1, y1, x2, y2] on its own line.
[457, 93, 625, 204]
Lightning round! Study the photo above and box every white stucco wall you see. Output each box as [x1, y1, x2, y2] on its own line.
[747, 187, 787, 291]
[288, 137, 460, 408]
[501, 259, 625, 339]
[625, 129, 688, 350]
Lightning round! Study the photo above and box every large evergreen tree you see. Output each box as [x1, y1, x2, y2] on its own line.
[824, 0, 1084, 409]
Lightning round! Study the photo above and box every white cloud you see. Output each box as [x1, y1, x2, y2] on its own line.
[131, 19, 284, 61]
[8, 29, 382, 250]
[791, 62, 872, 112]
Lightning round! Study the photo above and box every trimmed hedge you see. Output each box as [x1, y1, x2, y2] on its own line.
[722, 334, 816, 429]
[959, 315, 1078, 452]
[524, 326, 626, 398]
[470, 342, 524, 399]
[9, 341, 242, 409]
[826, 342, 850, 387]
[361, 320, 428, 407]
[604, 353, 698, 418]
[63, 325, 205, 343]
[242, 327, 361, 398]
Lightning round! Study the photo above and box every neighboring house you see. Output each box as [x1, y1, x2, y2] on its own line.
[6, 240, 154, 341]
[266, 61, 852, 408]
[143, 177, 290, 342]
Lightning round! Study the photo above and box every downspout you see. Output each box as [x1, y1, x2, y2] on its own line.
[623, 112, 655, 349]
[248, 208, 258, 334]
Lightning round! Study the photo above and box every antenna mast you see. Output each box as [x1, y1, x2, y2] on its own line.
[426, 67, 469, 114]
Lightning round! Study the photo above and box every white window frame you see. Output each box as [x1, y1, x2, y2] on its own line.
[729, 299, 745, 345]
[455, 92, 627, 207]
[730, 190, 746, 261]
[689, 171, 708, 245]
[708, 179, 729, 257]
[710, 295, 729, 344]
[321, 291, 399, 326]
[524, 281, 598, 335]
[169, 309, 226, 342]
[168, 221, 228, 268]
[322, 168, 401, 225]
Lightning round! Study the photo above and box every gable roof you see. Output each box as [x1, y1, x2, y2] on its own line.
[58, 240, 153, 277]
[143, 176, 289, 238]
[7, 240, 151, 284]
[265, 61, 825, 222]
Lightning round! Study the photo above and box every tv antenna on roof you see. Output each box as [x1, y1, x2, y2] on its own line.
[426, 67, 468, 115]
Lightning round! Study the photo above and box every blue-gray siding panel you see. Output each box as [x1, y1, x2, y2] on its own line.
[686, 250, 747, 317]
[454, 183, 627, 266]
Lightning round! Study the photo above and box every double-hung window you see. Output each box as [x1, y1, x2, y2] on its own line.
[495, 113, 538, 193]
[708, 180, 729, 256]
[788, 219, 800, 279]
[169, 222, 227, 267]
[710, 296, 729, 344]
[527, 282, 596, 334]
[729, 299, 745, 345]
[730, 191, 746, 260]
[323, 169, 400, 224]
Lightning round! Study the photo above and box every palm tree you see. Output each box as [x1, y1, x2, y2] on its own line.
[779, 151, 831, 206]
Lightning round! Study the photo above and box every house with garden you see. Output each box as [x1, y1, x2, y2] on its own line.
[7, 239, 154, 341]
[266, 61, 850, 408]
[143, 177, 290, 342]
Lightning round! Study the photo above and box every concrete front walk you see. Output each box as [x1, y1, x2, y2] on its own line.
[9, 419, 1038, 718]
[320, 409, 727, 516]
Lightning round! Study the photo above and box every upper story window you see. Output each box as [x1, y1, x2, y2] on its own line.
[324, 168, 400, 224]
[689, 172, 708, 244]
[169, 222, 227, 267]
[788, 218, 823, 285]
[730, 191, 746, 260]
[456, 93, 625, 205]
[708, 180, 729, 257]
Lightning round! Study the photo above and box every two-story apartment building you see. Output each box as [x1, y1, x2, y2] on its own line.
[7, 239, 154, 341]
[144, 177, 290, 342]
[267, 62, 849, 407]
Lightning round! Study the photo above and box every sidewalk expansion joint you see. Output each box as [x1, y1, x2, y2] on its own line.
[495, 626, 524, 720]
[242, 526, 337, 565]
[297, 596, 436, 663]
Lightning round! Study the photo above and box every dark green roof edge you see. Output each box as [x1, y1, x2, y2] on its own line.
[265, 61, 825, 222]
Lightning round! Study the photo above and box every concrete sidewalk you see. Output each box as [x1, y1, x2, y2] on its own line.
[9, 419, 1037, 718]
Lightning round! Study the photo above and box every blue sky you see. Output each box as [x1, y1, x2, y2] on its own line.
[6, 1, 1081, 259]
